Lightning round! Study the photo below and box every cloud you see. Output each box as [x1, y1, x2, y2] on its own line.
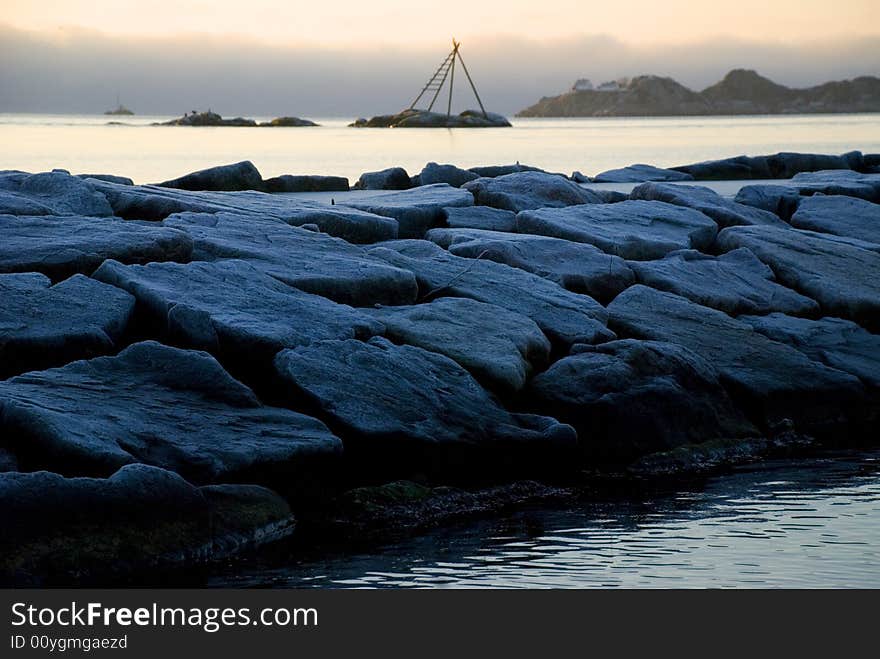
[1, 24, 878, 116]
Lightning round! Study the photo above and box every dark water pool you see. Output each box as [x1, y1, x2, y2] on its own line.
[211, 451, 880, 588]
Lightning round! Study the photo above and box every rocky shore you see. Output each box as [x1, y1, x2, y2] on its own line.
[1, 150, 879, 585]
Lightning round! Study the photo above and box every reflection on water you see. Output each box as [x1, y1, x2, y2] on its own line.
[2, 113, 879, 184]
[211, 451, 880, 588]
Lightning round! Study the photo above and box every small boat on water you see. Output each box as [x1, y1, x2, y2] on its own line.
[104, 95, 134, 116]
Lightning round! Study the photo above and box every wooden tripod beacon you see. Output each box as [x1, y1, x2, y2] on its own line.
[408, 40, 489, 119]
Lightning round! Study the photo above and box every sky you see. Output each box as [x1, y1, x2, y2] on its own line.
[1, 1, 879, 115]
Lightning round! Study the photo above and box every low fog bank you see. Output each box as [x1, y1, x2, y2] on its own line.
[2, 25, 878, 117]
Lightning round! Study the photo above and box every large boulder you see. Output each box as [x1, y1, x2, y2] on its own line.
[92, 260, 385, 368]
[740, 313, 880, 389]
[89, 180, 397, 243]
[734, 184, 802, 219]
[0, 273, 135, 378]
[715, 225, 880, 331]
[628, 248, 819, 316]
[516, 199, 718, 260]
[463, 171, 603, 212]
[789, 195, 880, 245]
[365, 297, 551, 394]
[467, 163, 546, 178]
[162, 212, 416, 306]
[607, 285, 866, 435]
[419, 162, 479, 187]
[425, 227, 635, 303]
[354, 167, 411, 190]
[339, 184, 474, 238]
[593, 164, 694, 183]
[670, 151, 864, 180]
[157, 161, 264, 192]
[262, 175, 349, 193]
[0, 341, 343, 484]
[274, 337, 576, 475]
[0, 215, 192, 280]
[631, 182, 784, 227]
[0, 465, 295, 586]
[369, 240, 614, 347]
[442, 205, 517, 232]
[0, 171, 113, 217]
[528, 340, 758, 464]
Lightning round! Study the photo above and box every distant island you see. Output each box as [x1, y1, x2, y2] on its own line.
[517, 69, 880, 117]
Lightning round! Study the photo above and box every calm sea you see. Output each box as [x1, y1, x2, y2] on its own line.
[1, 113, 879, 184]
[211, 451, 880, 588]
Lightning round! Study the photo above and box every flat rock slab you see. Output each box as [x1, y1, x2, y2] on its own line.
[0, 341, 343, 483]
[92, 260, 385, 365]
[0, 171, 113, 217]
[790, 195, 880, 245]
[593, 164, 694, 183]
[715, 225, 880, 331]
[529, 339, 758, 463]
[163, 212, 417, 306]
[631, 182, 784, 228]
[628, 248, 820, 316]
[339, 184, 474, 238]
[425, 227, 635, 303]
[0, 215, 193, 280]
[365, 297, 551, 394]
[788, 170, 880, 202]
[369, 240, 614, 347]
[607, 285, 866, 435]
[0, 464, 295, 585]
[274, 337, 577, 473]
[463, 171, 603, 212]
[0, 273, 135, 378]
[443, 206, 517, 232]
[516, 200, 718, 260]
[90, 180, 397, 243]
[740, 313, 880, 389]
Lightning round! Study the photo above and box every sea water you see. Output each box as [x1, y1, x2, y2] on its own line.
[2, 113, 878, 184]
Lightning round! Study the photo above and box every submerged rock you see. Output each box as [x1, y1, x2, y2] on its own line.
[529, 340, 758, 464]
[631, 182, 784, 227]
[274, 337, 575, 475]
[340, 184, 474, 238]
[789, 195, 880, 245]
[740, 313, 880, 389]
[354, 167, 411, 191]
[419, 162, 479, 187]
[608, 285, 866, 435]
[0, 341, 343, 483]
[464, 171, 602, 212]
[425, 227, 635, 303]
[516, 199, 718, 260]
[157, 160, 264, 192]
[0, 464, 295, 586]
[369, 240, 614, 347]
[365, 297, 551, 394]
[628, 248, 820, 316]
[0, 171, 113, 217]
[0, 214, 192, 280]
[258, 116, 319, 127]
[715, 225, 880, 331]
[92, 260, 384, 366]
[0, 273, 135, 378]
[593, 164, 694, 183]
[442, 206, 517, 232]
[163, 212, 416, 306]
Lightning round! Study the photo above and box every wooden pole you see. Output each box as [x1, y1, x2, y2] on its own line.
[456, 48, 488, 119]
[447, 43, 458, 117]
